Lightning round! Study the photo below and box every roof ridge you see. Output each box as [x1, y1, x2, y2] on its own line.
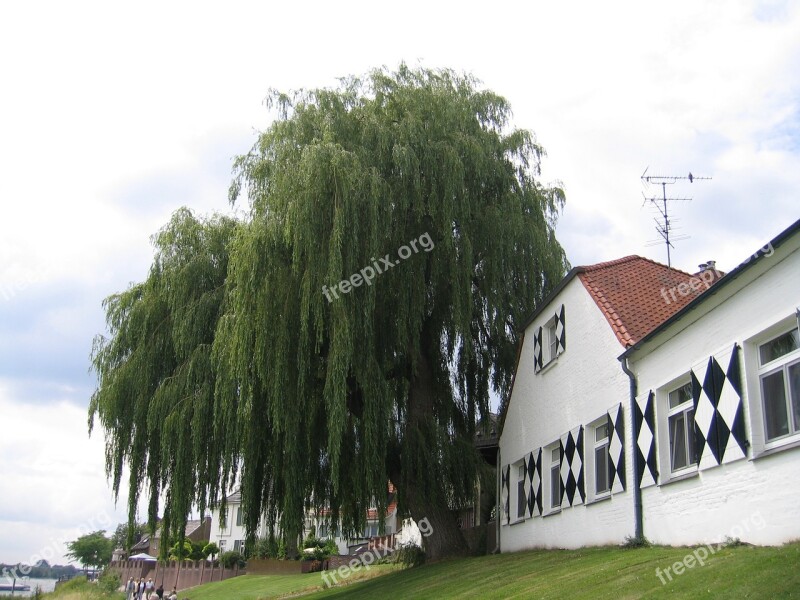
[581, 254, 696, 278]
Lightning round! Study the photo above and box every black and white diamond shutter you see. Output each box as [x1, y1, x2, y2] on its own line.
[527, 448, 542, 517]
[691, 344, 747, 468]
[533, 327, 543, 372]
[608, 403, 626, 493]
[560, 426, 584, 506]
[554, 304, 566, 354]
[501, 464, 510, 523]
[634, 391, 658, 487]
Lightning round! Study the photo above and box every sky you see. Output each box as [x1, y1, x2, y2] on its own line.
[0, 0, 798, 566]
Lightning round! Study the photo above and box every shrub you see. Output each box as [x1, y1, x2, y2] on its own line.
[202, 542, 220, 559]
[98, 570, 122, 594]
[394, 544, 426, 567]
[219, 550, 246, 569]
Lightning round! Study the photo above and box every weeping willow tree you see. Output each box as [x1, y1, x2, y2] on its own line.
[88, 208, 238, 555]
[89, 65, 568, 560]
[214, 65, 569, 559]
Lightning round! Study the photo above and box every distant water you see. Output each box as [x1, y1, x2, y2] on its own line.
[0, 579, 58, 596]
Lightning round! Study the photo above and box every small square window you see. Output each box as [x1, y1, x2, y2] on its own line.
[760, 329, 800, 366]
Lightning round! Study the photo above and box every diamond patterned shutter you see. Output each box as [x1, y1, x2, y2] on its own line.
[560, 426, 585, 506]
[608, 403, 626, 493]
[691, 344, 747, 468]
[634, 391, 658, 488]
[501, 464, 510, 523]
[528, 447, 542, 517]
[533, 326, 543, 372]
[554, 304, 566, 354]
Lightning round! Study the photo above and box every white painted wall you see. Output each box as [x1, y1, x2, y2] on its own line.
[629, 239, 800, 546]
[208, 501, 253, 554]
[499, 277, 636, 551]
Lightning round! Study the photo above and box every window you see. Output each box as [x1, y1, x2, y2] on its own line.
[236, 507, 243, 527]
[233, 539, 243, 553]
[759, 326, 800, 442]
[517, 464, 527, 519]
[547, 320, 558, 362]
[594, 422, 610, 495]
[549, 446, 561, 509]
[668, 382, 696, 471]
[218, 539, 226, 551]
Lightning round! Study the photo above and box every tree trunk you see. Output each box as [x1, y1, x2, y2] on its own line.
[404, 327, 469, 561]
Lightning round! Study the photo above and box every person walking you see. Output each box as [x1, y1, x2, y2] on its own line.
[138, 578, 146, 600]
[156, 583, 164, 599]
[126, 577, 136, 600]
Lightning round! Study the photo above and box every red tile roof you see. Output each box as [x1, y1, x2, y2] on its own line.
[577, 256, 722, 347]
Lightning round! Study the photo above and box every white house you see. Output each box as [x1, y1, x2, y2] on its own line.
[498, 253, 719, 551]
[622, 218, 800, 546]
[209, 483, 420, 556]
[498, 217, 800, 551]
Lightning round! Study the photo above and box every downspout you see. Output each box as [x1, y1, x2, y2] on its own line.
[495, 448, 501, 553]
[620, 356, 644, 542]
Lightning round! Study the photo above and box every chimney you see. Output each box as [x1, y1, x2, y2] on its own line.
[698, 260, 716, 272]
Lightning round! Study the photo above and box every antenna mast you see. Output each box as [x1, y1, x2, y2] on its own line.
[640, 168, 711, 268]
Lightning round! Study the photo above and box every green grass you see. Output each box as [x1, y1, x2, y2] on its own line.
[184, 564, 399, 600]
[186, 541, 800, 599]
[39, 576, 124, 600]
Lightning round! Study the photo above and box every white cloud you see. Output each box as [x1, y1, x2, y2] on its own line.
[0, 0, 798, 566]
[0, 388, 129, 564]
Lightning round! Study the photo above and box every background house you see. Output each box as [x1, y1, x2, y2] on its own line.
[129, 516, 212, 558]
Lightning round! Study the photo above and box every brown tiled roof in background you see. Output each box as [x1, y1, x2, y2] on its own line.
[577, 255, 722, 347]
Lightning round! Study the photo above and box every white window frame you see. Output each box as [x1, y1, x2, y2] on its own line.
[666, 380, 697, 474]
[545, 318, 559, 363]
[545, 443, 561, 513]
[757, 324, 800, 446]
[235, 506, 243, 527]
[587, 417, 610, 500]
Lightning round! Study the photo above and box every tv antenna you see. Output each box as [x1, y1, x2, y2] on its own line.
[641, 167, 711, 268]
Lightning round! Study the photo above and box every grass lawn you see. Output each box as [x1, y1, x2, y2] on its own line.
[184, 564, 400, 600]
[187, 541, 800, 599]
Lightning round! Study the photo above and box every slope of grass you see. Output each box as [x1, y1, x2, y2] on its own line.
[187, 541, 800, 599]
[185, 564, 399, 600]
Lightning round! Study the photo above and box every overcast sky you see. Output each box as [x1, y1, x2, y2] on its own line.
[0, 0, 798, 566]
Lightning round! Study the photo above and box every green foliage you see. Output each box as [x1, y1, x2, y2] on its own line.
[110, 522, 147, 552]
[253, 537, 279, 559]
[65, 531, 113, 570]
[203, 542, 220, 559]
[219, 550, 245, 569]
[89, 65, 569, 559]
[393, 544, 426, 567]
[98, 570, 122, 594]
[622, 535, 651, 548]
[88, 208, 239, 552]
[168, 540, 194, 560]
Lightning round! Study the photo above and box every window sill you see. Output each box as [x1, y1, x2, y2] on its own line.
[752, 436, 800, 460]
[585, 493, 612, 506]
[658, 469, 698, 487]
[542, 508, 562, 518]
[509, 517, 527, 526]
[538, 355, 560, 375]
